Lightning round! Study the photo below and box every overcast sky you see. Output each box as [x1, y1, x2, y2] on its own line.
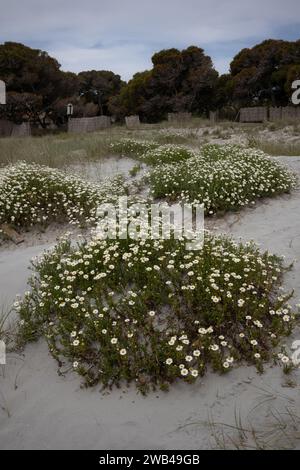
[0, 0, 300, 81]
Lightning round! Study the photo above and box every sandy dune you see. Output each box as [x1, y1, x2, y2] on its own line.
[0, 157, 300, 450]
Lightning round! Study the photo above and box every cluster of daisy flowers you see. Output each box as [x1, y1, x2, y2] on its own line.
[110, 138, 158, 158]
[138, 144, 196, 166]
[16, 229, 295, 394]
[111, 138, 196, 166]
[148, 144, 298, 215]
[0, 161, 126, 229]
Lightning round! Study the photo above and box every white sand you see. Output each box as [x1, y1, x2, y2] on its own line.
[67, 156, 137, 182]
[0, 156, 300, 450]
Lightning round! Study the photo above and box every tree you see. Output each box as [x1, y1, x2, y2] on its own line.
[229, 39, 300, 107]
[111, 46, 218, 122]
[50, 97, 98, 127]
[0, 92, 42, 124]
[213, 74, 234, 108]
[179, 46, 218, 113]
[78, 70, 124, 115]
[0, 42, 80, 126]
[108, 71, 152, 121]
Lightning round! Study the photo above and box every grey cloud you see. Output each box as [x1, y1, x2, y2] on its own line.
[0, 0, 300, 79]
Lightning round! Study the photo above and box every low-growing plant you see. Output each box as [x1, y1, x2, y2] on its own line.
[111, 139, 196, 165]
[0, 307, 17, 351]
[208, 392, 300, 450]
[16, 230, 295, 394]
[129, 164, 142, 177]
[0, 132, 115, 167]
[253, 140, 300, 157]
[149, 144, 298, 215]
[0, 161, 126, 229]
[110, 138, 159, 157]
[140, 144, 196, 165]
[154, 129, 200, 146]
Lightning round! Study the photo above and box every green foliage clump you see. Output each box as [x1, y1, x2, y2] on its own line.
[149, 145, 298, 215]
[111, 139, 195, 165]
[110, 138, 159, 157]
[140, 144, 196, 165]
[0, 161, 126, 228]
[109, 46, 218, 122]
[230, 39, 300, 107]
[16, 231, 295, 393]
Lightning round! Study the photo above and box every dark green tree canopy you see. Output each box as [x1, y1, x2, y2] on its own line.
[0, 42, 79, 125]
[229, 39, 300, 106]
[0, 42, 123, 126]
[1, 39, 300, 126]
[110, 46, 218, 122]
[78, 70, 125, 115]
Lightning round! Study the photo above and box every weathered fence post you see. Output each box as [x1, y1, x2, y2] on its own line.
[125, 115, 140, 129]
[167, 112, 192, 124]
[209, 110, 219, 124]
[11, 122, 31, 137]
[269, 107, 282, 121]
[68, 116, 111, 133]
[239, 107, 268, 123]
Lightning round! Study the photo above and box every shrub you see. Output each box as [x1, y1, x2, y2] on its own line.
[16, 231, 295, 394]
[0, 161, 126, 228]
[110, 139, 196, 165]
[149, 145, 297, 215]
[110, 138, 158, 157]
[140, 144, 196, 165]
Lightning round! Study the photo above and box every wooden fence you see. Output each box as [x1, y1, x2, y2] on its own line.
[240, 107, 268, 122]
[240, 106, 300, 123]
[0, 120, 31, 137]
[167, 112, 192, 123]
[125, 115, 140, 128]
[68, 116, 111, 133]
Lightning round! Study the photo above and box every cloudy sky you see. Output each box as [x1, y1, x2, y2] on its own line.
[0, 0, 300, 81]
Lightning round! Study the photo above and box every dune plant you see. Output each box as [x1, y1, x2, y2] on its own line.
[0, 161, 126, 229]
[16, 230, 295, 393]
[110, 138, 158, 157]
[149, 145, 298, 215]
[140, 144, 196, 165]
[110, 139, 195, 165]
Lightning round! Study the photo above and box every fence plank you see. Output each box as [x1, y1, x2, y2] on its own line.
[125, 115, 140, 129]
[68, 116, 111, 133]
[240, 107, 268, 122]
